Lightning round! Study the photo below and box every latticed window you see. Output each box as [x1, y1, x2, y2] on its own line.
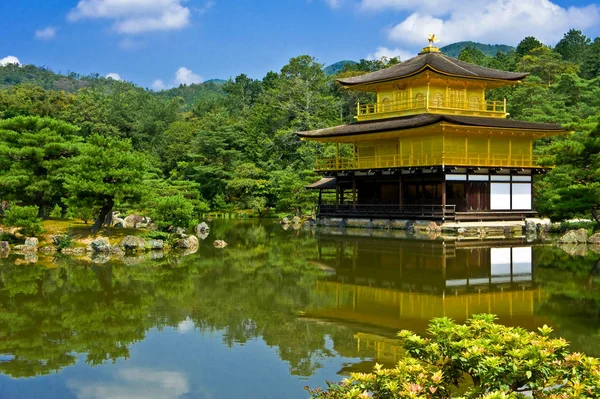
[415, 93, 425, 107]
[382, 98, 391, 112]
[469, 95, 481, 110]
[433, 93, 444, 107]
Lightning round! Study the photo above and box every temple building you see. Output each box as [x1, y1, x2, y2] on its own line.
[298, 39, 567, 222]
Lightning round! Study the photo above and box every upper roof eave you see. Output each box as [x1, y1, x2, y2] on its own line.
[336, 52, 530, 87]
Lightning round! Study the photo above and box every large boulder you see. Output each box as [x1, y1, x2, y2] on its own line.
[88, 237, 111, 253]
[0, 241, 9, 258]
[124, 214, 144, 229]
[558, 229, 589, 244]
[171, 227, 187, 238]
[426, 221, 441, 233]
[280, 217, 291, 225]
[196, 222, 210, 234]
[119, 235, 147, 252]
[588, 233, 600, 245]
[146, 239, 164, 250]
[292, 216, 302, 225]
[175, 235, 199, 251]
[525, 220, 537, 235]
[112, 217, 125, 228]
[24, 237, 38, 248]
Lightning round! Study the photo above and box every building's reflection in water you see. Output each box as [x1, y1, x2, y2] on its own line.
[306, 236, 551, 373]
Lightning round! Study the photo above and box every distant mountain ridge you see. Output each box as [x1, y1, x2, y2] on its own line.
[440, 41, 515, 58]
[323, 60, 357, 76]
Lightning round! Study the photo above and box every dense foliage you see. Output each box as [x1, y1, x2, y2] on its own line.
[0, 30, 599, 223]
[308, 314, 600, 398]
[3, 205, 42, 236]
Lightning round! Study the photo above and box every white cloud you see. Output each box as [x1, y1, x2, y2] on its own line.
[0, 56, 20, 66]
[35, 27, 57, 40]
[106, 72, 122, 80]
[152, 66, 203, 90]
[152, 79, 167, 90]
[68, 0, 191, 34]
[367, 46, 415, 61]
[68, 368, 189, 399]
[177, 318, 195, 334]
[174, 67, 203, 85]
[362, 0, 600, 47]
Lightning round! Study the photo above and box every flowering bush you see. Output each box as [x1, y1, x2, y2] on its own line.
[307, 314, 600, 398]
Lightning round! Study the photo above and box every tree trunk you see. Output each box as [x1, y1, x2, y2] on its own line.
[35, 192, 45, 219]
[91, 197, 114, 232]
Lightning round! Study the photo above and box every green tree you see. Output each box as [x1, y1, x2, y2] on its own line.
[226, 162, 271, 215]
[3, 205, 42, 236]
[151, 194, 196, 230]
[580, 37, 600, 79]
[223, 74, 262, 115]
[536, 118, 600, 220]
[0, 116, 80, 217]
[515, 36, 544, 58]
[517, 47, 578, 86]
[555, 29, 590, 65]
[458, 45, 488, 66]
[63, 134, 148, 231]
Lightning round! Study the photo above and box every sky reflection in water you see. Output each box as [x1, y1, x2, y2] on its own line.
[0, 220, 598, 398]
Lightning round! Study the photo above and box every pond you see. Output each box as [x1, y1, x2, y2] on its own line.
[0, 220, 599, 398]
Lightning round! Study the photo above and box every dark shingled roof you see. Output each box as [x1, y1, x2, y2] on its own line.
[337, 51, 529, 86]
[297, 114, 565, 139]
[306, 177, 337, 190]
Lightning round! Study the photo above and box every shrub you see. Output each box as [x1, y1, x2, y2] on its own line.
[3, 206, 43, 236]
[150, 195, 195, 231]
[141, 231, 171, 241]
[307, 314, 600, 398]
[0, 232, 18, 244]
[52, 233, 73, 251]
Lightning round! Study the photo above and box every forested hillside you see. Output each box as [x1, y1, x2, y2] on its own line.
[0, 29, 598, 227]
[440, 41, 515, 57]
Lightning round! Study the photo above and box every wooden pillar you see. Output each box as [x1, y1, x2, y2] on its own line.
[335, 185, 339, 209]
[441, 174, 447, 217]
[336, 143, 340, 169]
[352, 174, 357, 210]
[340, 188, 345, 205]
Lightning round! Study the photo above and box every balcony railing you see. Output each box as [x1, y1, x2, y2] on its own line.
[316, 153, 540, 171]
[356, 97, 507, 121]
[318, 204, 456, 220]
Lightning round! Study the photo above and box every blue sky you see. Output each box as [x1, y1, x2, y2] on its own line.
[1, 0, 599, 90]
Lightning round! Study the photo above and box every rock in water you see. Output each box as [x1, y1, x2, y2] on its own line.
[426, 221, 441, 233]
[196, 222, 210, 235]
[175, 235, 199, 251]
[119, 236, 147, 252]
[88, 237, 111, 253]
[292, 216, 302, 225]
[146, 239, 164, 250]
[24, 237, 38, 248]
[588, 233, 600, 245]
[525, 220, 537, 235]
[0, 241, 9, 258]
[558, 229, 589, 244]
[280, 217, 290, 225]
[213, 240, 228, 248]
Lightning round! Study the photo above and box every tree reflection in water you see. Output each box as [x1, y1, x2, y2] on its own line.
[0, 221, 598, 381]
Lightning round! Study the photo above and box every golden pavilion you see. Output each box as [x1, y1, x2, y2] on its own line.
[298, 40, 566, 222]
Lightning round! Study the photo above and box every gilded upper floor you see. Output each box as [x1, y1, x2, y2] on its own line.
[337, 46, 528, 122]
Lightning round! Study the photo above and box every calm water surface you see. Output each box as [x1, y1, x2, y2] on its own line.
[0, 220, 599, 398]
